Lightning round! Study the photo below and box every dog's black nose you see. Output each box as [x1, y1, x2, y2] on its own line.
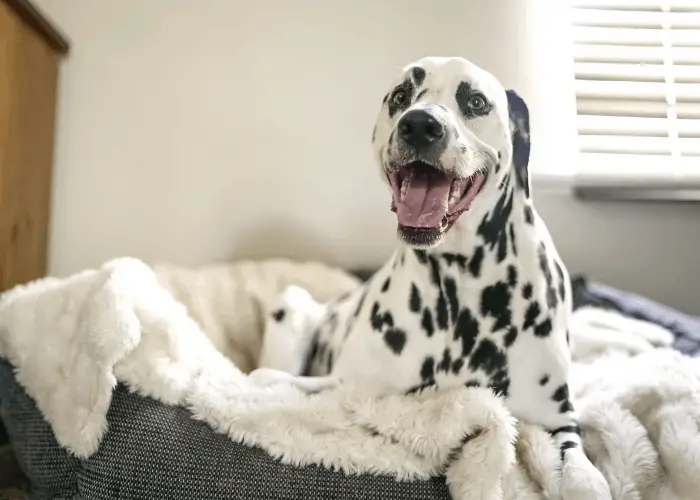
[397, 109, 445, 148]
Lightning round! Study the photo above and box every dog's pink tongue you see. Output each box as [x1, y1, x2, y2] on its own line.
[396, 169, 450, 228]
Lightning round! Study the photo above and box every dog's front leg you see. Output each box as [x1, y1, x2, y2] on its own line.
[513, 373, 612, 500]
[546, 408, 611, 500]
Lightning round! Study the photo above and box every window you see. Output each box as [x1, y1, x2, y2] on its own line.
[570, 0, 700, 186]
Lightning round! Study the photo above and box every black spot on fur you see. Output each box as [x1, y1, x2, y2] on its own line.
[406, 380, 435, 394]
[499, 172, 511, 191]
[469, 339, 506, 376]
[409, 283, 422, 313]
[468, 246, 484, 278]
[436, 293, 449, 331]
[415, 88, 428, 101]
[559, 400, 575, 414]
[381, 277, 391, 293]
[441, 252, 468, 270]
[555, 260, 567, 301]
[442, 253, 456, 266]
[489, 370, 510, 398]
[455, 255, 467, 270]
[411, 66, 426, 87]
[271, 309, 286, 322]
[552, 384, 569, 402]
[465, 380, 481, 389]
[478, 189, 514, 264]
[560, 441, 578, 461]
[524, 205, 534, 225]
[406, 382, 436, 395]
[414, 249, 428, 264]
[370, 302, 381, 329]
[437, 348, 452, 373]
[428, 256, 448, 330]
[509, 223, 517, 256]
[480, 282, 512, 333]
[422, 308, 435, 337]
[504, 326, 517, 347]
[566, 329, 571, 345]
[428, 256, 441, 286]
[444, 277, 459, 324]
[551, 425, 581, 436]
[507, 265, 517, 288]
[455, 308, 479, 358]
[538, 243, 558, 309]
[420, 356, 435, 382]
[539, 374, 550, 386]
[534, 318, 553, 337]
[452, 358, 464, 375]
[455, 81, 492, 119]
[384, 328, 407, 355]
[370, 302, 394, 331]
[523, 301, 540, 331]
[522, 282, 533, 299]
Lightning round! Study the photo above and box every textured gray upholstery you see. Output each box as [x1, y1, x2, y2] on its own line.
[0, 361, 450, 500]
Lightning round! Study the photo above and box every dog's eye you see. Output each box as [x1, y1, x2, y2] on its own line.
[391, 90, 407, 106]
[468, 94, 486, 111]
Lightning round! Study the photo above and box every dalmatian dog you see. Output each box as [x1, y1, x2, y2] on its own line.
[250, 57, 611, 499]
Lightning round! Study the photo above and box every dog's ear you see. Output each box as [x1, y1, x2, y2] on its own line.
[506, 89, 531, 198]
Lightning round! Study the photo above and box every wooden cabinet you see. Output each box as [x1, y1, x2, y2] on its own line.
[0, 0, 68, 291]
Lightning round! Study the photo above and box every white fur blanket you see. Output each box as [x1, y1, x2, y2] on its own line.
[1, 258, 699, 500]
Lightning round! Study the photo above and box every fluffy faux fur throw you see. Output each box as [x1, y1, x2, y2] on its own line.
[0, 258, 699, 500]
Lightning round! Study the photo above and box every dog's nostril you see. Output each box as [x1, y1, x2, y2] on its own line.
[397, 109, 445, 148]
[425, 121, 444, 139]
[398, 121, 413, 136]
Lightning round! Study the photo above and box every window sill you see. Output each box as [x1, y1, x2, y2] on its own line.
[532, 153, 700, 203]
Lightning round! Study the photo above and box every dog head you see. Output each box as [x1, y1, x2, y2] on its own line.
[372, 56, 530, 248]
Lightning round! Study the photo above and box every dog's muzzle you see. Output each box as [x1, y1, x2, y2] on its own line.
[387, 109, 487, 248]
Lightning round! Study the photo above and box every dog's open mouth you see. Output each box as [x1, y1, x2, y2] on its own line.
[388, 162, 485, 245]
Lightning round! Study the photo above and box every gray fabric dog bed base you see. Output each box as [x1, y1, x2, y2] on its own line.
[0, 361, 451, 500]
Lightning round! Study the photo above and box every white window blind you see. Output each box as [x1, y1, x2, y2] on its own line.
[571, 0, 700, 183]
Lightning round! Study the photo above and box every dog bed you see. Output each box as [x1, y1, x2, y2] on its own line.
[2, 258, 700, 500]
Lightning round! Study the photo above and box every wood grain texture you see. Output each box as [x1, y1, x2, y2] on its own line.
[0, 0, 60, 291]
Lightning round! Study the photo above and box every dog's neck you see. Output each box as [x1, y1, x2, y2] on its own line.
[401, 163, 532, 259]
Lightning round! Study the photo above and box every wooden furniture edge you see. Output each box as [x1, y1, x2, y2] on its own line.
[2, 0, 69, 55]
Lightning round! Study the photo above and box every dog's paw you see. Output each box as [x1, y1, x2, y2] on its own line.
[561, 451, 611, 500]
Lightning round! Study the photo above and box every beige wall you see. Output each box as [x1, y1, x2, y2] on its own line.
[35, 0, 700, 314]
